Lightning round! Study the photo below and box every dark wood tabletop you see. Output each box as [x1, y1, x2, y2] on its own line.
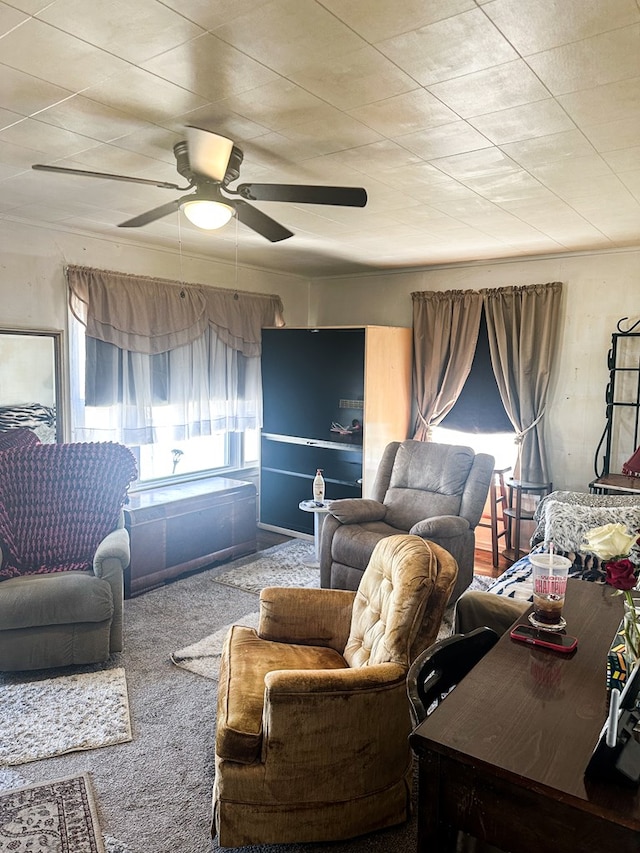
[410, 580, 639, 853]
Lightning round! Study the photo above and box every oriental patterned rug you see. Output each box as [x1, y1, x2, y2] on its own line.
[0, 773, 104, 853]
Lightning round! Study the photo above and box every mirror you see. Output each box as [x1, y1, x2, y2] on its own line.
[0, 328, 63, 443]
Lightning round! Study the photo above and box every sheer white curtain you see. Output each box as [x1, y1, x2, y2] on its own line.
[67, 266, 282, 446]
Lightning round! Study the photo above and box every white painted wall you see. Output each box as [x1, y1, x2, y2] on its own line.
[309, 248, 640, 492]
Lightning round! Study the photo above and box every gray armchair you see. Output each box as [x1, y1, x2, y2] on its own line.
[0, 439, 137, 671]
[320, 440, 494, 604]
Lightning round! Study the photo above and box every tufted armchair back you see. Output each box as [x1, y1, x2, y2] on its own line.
[343, 534, 454, 668]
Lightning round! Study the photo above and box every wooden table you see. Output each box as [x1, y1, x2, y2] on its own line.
[410, 580, 640, 853]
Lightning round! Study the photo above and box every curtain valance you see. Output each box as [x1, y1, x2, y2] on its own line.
[67, 265, 285, 357]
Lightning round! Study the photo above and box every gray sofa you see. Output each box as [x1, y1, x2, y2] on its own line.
[320, 440, 494, 604]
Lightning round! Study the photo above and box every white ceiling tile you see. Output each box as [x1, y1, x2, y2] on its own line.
[0, 2, 637, 275]
[396, 121, 492, 160]
[0, 17, 130, 91]
[427, 61, 550, 117]
[1, 0, 54, 13]
[32, 96, 145, 143]
[0, 2, 27, 34]
[603, 148, 640, 174]
[348, 89, 458, 137]
[277, 113, 382, 157]
[482, 0, 640, 55]
[0, 107, 23, 131]
[582, 118, 640, 153]
[468, 99, 576, 144]
[287, 46, 416, 111]
[464, 171, 552, 204]
[430, 146, 521, 181]
[619, 170, 640, 201]
[82, 67, 209, 125]
[142, 33, 280, 102]
[157, 0, 271, 31]
[212, 0, 366, 75]
[0, 116, 101, 160]
[320, 0, 476, 43]
[222, 80, 331, 132]
[500, 130, 596, 169]
[558, 77, 640, 126]
[527, 26, 640, 95]
[377, 8, 518, 85]
[0, 64, 73, 117]
[36, 0, 204, 63]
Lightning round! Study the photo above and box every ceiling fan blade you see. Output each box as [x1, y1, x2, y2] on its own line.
[32, 163, 188, 190]
[235, 183, 367, 207]
[118, 198, 184, 228]
[234, 200, 293, 243]
[186, 126, 233, 182]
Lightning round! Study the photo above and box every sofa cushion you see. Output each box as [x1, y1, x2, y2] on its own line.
[0, 572, 114, 630]
[331, 521, 400, 572]
[216, 625, 347, 765]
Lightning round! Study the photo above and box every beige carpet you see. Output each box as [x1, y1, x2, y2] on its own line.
[0, 773, 104, 853]
[0, 668, 132, 767]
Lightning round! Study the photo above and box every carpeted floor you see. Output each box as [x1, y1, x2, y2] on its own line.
[0, 540, 495, 853]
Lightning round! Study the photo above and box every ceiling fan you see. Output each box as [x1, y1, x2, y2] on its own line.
[32, 127, 368, 243]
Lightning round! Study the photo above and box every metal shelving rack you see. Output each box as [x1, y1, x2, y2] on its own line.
[590, 317, 640, 495]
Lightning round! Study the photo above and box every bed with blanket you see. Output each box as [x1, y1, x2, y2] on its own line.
[486, 490, 640, 601]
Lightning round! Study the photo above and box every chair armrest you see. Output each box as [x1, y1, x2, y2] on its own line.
[328, 498, 387, 525]
[410, 515, 470, 539]
[261, 664, 412, 794]
[265, 661, 406, 695]
[93, 527, 130, 581]
[259, 586, 356, 653]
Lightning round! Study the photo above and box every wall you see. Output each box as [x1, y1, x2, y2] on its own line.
[0, 220, 310, 435]
[309, 248, 640, 492]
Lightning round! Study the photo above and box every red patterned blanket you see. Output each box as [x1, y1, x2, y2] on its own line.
[0, 441, 137, 580]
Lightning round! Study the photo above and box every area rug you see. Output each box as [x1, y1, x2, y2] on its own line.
[0, 773, 104, 853]
[213, 538, 318, 593]
[0, 668, 132, 767]
[171, 611, 260, 679]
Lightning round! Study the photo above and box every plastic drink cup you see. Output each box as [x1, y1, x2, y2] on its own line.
[528, 553, 572, 631]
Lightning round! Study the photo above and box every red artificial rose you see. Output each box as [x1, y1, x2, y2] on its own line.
[605, 558, 638, 591]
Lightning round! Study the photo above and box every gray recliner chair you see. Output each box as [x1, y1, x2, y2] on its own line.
[320, 440, 494, 604]
[0, 437, 137, 671]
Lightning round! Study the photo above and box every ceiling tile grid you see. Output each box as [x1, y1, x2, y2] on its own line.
[0, 0, 637, 275]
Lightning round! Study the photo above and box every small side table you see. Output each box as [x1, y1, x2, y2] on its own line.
[503, 478, 552, 564]
[298, 500, 333, 567]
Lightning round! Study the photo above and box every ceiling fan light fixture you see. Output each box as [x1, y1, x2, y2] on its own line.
[181, 199, 234, 230]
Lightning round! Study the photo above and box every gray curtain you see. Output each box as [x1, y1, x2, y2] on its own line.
[482, 282, 563, 483]
[411, 290, 483, 441]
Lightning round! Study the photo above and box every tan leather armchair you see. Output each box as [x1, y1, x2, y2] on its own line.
[320, 440, 494, 603]
[212, 534, 458, 848]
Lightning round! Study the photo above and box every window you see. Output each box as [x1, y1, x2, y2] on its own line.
[435, 307, 517, 470]
[66, 266, 284, 488]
